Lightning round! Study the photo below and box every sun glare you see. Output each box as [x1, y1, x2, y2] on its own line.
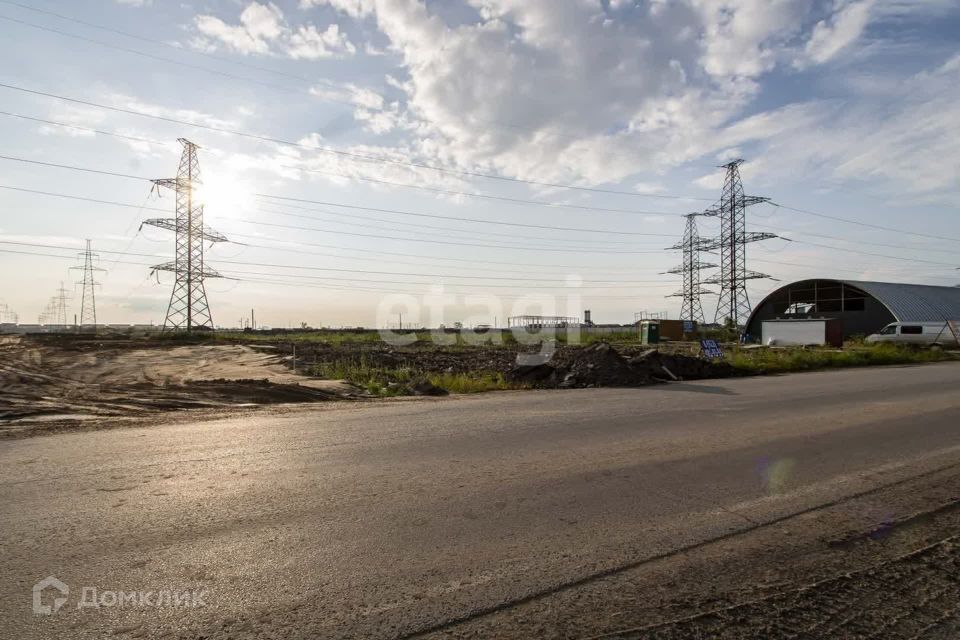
[196, 172, 253, 219]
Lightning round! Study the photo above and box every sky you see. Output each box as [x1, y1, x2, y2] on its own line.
[0, 0, 958, 329]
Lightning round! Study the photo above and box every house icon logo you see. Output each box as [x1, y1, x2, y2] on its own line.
[33, 576, 69, 615]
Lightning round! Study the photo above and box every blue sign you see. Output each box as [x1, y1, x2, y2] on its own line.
[683, 320, 695, 333]
[701, 339, 724, 359]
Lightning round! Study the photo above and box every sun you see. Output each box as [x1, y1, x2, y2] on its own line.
[195, 172, 253, 219]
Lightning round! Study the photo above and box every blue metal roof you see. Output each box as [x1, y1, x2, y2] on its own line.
[843, 280, 960, 322]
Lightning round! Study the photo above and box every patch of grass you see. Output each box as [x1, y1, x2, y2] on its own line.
[426, 372, 519, 393]
[727, 343, 950, 375]
[214, 331, 389, 345]
[309, 356, 523, 395]
[311, 357, 413, 383]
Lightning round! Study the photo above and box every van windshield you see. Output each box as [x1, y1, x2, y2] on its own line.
[879, 324, 897, 335]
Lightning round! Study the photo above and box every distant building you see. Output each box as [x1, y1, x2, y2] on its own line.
[746, 279, 960, 339]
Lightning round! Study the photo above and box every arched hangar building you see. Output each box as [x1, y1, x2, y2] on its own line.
[745, 279, 960, 339]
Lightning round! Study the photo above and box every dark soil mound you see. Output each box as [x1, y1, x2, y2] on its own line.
[507, 343, 733, 389]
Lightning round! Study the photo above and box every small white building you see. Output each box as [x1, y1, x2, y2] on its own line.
[761, 318, 843, 347]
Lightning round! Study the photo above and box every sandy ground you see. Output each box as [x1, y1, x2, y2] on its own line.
[0, 336, 359, 434]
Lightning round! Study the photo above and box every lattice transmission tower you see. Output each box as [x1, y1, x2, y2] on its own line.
[39, 283, 70, 328]
[701, 160, 777, 327]
[70, 239, 105, 329]
[665, 213, 716, 324]
[0, 302, 17, 324]
[142, 139, 227, 331]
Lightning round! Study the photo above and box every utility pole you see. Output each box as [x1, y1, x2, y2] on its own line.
[665, 214, 716, 324]
[70, 239, 105, 330]
[701, 160, 776, 328]
[142, 139, 228, 331]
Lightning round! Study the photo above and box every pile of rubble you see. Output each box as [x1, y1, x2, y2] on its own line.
[507, 342, 734, 388]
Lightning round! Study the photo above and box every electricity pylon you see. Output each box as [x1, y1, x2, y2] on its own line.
[665, 213, 716, 325]
[701, 160, 776, 327]
[0, 302, 18, 324]
[41, 283, 70, 328]
[142, 139, 227, 331]
[70, 239, 105, 329]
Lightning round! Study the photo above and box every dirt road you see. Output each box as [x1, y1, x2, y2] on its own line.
[2, 363, 959, 639]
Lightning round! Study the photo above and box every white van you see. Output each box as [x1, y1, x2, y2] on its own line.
[866, 322, 958, 346]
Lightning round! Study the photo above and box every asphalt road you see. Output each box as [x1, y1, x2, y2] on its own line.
[3, 363, 960, 639]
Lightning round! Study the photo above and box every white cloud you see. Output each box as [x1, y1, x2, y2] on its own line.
[193, 2, 356, 59]
[800, 0, 875, 67]
[702, 58, 960, 199]
[114, 0, 151, 6]
[304, 0, 958, 198]
[300, 0, 375, 18]
[287, 24, 356, 59]
[691, 0, 813, 78]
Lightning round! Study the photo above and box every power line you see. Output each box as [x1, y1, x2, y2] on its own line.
[2, 178, 953, 268]
[0, 5, 695, 169]
[0, 81, 706, 200]
[255, 206, 658, 249]
[231, 276, 673, 299]
[219, 218, 668, 254]
[254, 194, 679, 234]
[0, 240, 665, 283]
[11, 155, 955, 270]
[3, 98, 944, 248]
[258, 167, 709, 214]
[0, 109, 708, 214]
[0, 14, 310, 98]
[0, 248, 667, 299]
[222, 231, 644, 272]
[751, 220, 960, 256]
[0, 110, 172, 147]
[0, 184, 168, 212]
[215, 270, 670, 290]
[0, 154, 150, 181]
[0, 246, 665, 293]
[786, 239, 959, 267]
[231, 234, 643, 274]
[0, 151, 685, 231]
[3, 154, 955, 277]
[0, 0, 314, 83]
[771, 203, 960, 244]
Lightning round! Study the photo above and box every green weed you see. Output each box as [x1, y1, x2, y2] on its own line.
[726, 343, 949, 375]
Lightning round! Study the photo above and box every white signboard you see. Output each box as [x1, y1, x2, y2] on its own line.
[761, 320, 827, 347]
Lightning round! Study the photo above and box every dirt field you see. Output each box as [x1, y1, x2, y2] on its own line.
[4, 332, 945, 439]
[0, 334, 735, 437]
[0, 335, 359, 435]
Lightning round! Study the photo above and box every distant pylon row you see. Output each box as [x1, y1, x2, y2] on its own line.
[38, 282, 70, 327]
[0, 302, 18, 324]
[666, 160, 777, 327]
